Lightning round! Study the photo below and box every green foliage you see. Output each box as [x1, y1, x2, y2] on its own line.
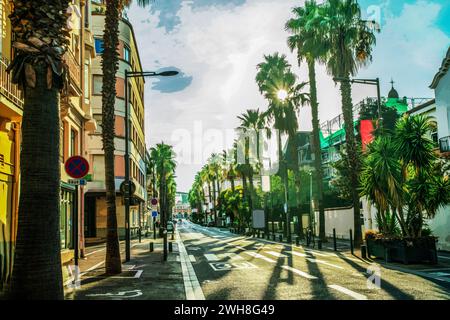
[217, 186, 250, 227]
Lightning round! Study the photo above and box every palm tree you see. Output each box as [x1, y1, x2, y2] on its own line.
[316, 0, 378, 246]
[6, 0, 72, 299]
[286, 0, 327, 241]
[150, 143, 176, 259]
[101, 0, 152, 275]
[256, 53, 309, 240]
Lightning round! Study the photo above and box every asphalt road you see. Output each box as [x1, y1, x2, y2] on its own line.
[178, 221, 450, 300]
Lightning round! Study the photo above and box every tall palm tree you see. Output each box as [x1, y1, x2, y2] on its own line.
[316, 0, 378, 246]
[101, 0, 152, 275]
[256, 53, 309, 240]
[286, 0, 327, 241]
[6, 0, 72, 299]
[150, 143, 176, 259]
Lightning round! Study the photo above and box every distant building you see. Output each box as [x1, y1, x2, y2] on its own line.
[173, 192, 191, 219]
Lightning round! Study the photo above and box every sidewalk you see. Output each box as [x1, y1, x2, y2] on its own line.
[64, 233, 185, 300]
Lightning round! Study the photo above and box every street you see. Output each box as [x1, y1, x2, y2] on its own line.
[176, 221, 450, 300]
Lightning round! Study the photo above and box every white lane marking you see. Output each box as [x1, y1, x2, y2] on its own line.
[204, 254, 219, 261]
[176, 231, 205, 300]
[290, 251, 308, 257]
[282, 265, 318, 279]
[243, 251, 276, 263]
[307, 258, 344, 269]
[235, 246, 246, 251]
[304, 249, 335, 257]
[438, 256, 450, 260]
[85, 248, 105, 257]
[133, 270, 144, 278]
[222, 253, 244, 261]
[328, 284, 368, 300]
[189, 255, 197, 262]
[176, 256, 180, 262]
[266, 251, 288, 258]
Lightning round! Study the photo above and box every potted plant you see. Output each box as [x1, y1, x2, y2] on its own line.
[361, 115, 449, 264]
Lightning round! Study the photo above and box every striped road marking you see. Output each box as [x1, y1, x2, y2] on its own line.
[306, 258, 344, 269]
[328, 284, 367, 300]
[204, 254, 220, 261]
[266, 251, 288, 258]
[243, 252, 276, 263]
[289, 251, 308, 258]
[189, 255, 197, 262]
[282, 265, 318, 279]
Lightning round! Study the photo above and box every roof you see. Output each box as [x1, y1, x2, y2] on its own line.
[406, 98, 436, 115]
[388, 87, 399, 99]
[430, 46, 450, 89]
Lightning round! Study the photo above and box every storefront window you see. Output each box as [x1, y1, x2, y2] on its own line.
[60, 188, 74, 250]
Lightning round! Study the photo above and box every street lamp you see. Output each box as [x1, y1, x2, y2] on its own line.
[277, 89, 288, 102]
[333, 77, 383, 127]
[124, 69, 179, 262]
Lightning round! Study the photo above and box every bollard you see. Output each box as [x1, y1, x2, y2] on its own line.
[279, 235, 283, 242]
[171, 232, 174, 240]
[361, 245, 367, 259]
[318, 239, 322, 250]
[349, 229, 354, 255]
[333, 228, 337, 251]
[295, 237, 300, 246]
[267, 233, 270, 240]
[272, 234, 276, 241]
[150, 242, 154, 252]
[169, 242, 173, 252]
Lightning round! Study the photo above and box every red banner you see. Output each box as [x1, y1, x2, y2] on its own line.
[360, 120, 375, 151]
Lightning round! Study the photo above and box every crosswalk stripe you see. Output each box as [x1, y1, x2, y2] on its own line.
[289, 251, 308, 258]
[243, 252, 276, 263]
[266, 251, 288, 258]
[282, 265, 318, 279]
[304, 249, 335, 257]
[307, 258, 344, 269]
[189, 255, 196, 262]
[204, 254, 219, 261]
[328, 284, 367, 300]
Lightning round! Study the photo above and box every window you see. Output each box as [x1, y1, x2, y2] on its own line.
[60, 124, 65, 163]
[84, 60, 90, 103]
[93, 75, 103, 95]
[123, 45, 131, 63]
[94, 38, 104, 54]
[70, 129, 77, 157]
[93, 114, 102, 134]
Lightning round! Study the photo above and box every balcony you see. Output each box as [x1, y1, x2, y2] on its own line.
[63, 51, 82, 96]
[0, 55, 24, 108]
[439, 136, 450, 153]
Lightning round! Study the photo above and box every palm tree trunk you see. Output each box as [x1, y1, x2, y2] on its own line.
[102, 0, 122, 274]
[339, 77, 362, 246]
[289, 132, 304, 239]
[307, 58, 326, 242]
[278, 132, 288, 238]
[212, 178, 217, 225]
[9, 63, 63, 299]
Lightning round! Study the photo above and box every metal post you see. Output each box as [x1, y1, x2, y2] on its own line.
[153, 216, 156, 240]
[350, 229, 354, 255]
[376, 78, 382, 128]
[138, 202, 142, 243]
[333, 228, 337, 251]
[124, 70, 131, 262]
[74, 184, 79, 266]
[149, 242, 154, 252]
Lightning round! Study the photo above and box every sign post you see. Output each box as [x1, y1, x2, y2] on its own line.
[65, 156, 90, 267]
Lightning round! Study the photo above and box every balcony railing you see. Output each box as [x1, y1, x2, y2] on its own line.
[63, 51, 81, 94]
[0, 55, 24, 108]
[439, 136, 450, 153]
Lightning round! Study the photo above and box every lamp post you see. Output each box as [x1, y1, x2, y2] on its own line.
[124, 69, 179, 262]
[333, 77, 383, 127]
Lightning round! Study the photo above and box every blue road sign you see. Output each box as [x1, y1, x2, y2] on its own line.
[152, 211, 158, 217]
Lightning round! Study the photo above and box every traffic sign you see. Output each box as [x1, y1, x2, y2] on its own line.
[65, 156, 89, 179]
[152, 211, 158, 218]
[151, 198, 158, 206]
[68, 179, 87, 186]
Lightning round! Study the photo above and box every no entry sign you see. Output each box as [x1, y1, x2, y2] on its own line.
[65, 156, 89, 179]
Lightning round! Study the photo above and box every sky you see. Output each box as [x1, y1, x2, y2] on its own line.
[127, 0, 450, 192]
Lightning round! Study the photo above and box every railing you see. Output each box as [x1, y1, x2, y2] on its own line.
[440, 136, 450, 153]
[63, 51, 81, 93]
[0, 55, 24, 108]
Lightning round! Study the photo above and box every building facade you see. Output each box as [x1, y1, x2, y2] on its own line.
[84, 2, 147, 242]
